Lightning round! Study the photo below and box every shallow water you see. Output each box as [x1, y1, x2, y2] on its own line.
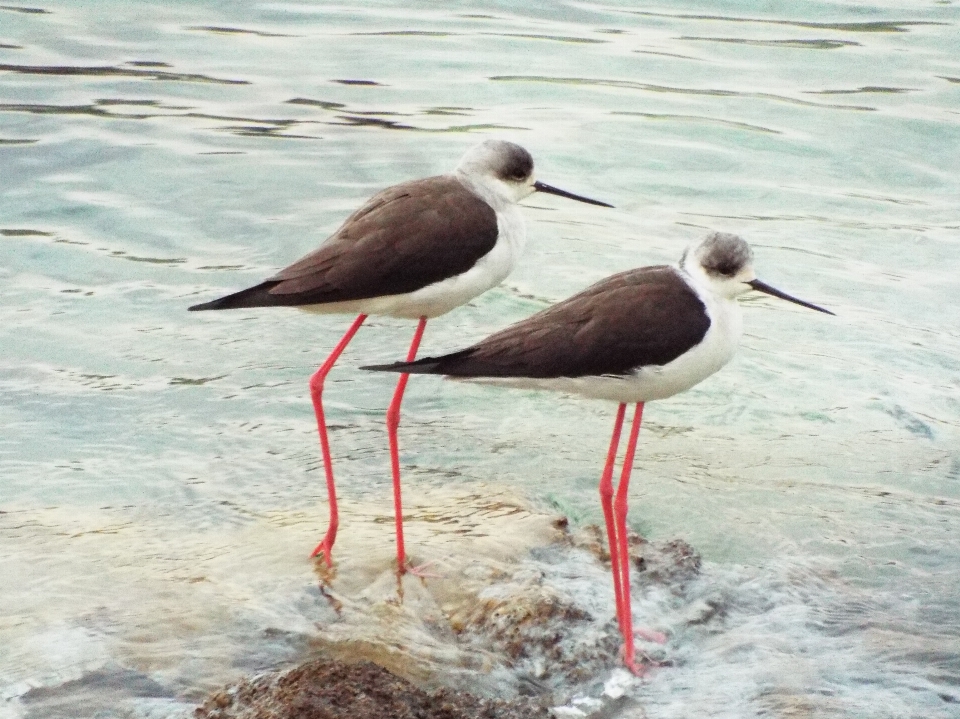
[2, 0, 960, 717]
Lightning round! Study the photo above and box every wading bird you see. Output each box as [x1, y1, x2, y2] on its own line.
[363, 232, 833, 669]
[189, 140, 612, 572]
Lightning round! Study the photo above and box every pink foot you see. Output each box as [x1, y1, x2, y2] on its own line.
[620, 640, 661, 677]
[622, 654, 649, 677]
[634, 628, 667, 644]
[310, 538, 333, 567]
[401, 560, 440, 579]
[637, 649, 663, 670]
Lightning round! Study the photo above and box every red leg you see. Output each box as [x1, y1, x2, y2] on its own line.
[309, 314, 367, 564]
[386, 317, 428, 574]
[614, 402, 645, 673]
[599, 403, 627, 633]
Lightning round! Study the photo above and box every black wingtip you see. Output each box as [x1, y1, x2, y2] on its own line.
[187, 295, 245, 312]
[186, 281, 286, 312]
[360, 361, 406, 372]
[187, 296, 239, 311]
[361, 360, 435, 374]
[364, 348, 476, 375]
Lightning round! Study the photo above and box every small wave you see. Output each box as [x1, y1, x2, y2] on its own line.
[1, 227, 53, 236]
[286, 97, 346, 109]
[680, 36, 860, 49]
[186, 25, 293, 38]
[481, 32, 606, 44]
[110, 252, 187, 264]
[170, 376, 227, 386]
[881, 403, 935, 440]
[611, 110, 781, 134]
[0, 101, 156, 119]
[422, 107, 473, 116]
[0, 95, 515, 137]
[0, 101, 322, 138]
[807, 86, 916, 94]
[490, 75, 877, 111]
[216, 125, 319, 139]
[0, 4, 49, 13]
[679, 210, 934, 232]
[634, 49, 703, 61]
[0, 62, 249, 85]
[619, 11, 947, 34]
[352, 30, 452, 37]
[332, 79, 383, 86]
[334, 114, 525, 133]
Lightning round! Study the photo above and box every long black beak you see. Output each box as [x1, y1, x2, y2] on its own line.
[533, 180, 613, 208]
[748, 279, 835, 315]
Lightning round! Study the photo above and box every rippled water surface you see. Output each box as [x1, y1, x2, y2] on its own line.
[2, 1, 960, 717]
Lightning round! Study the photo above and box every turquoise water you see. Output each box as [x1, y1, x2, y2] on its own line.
[2, 1, 960, 717]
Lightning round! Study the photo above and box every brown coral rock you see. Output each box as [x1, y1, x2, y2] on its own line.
[194, 659, 550, 719]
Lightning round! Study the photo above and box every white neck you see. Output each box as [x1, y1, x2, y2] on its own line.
[679, 257, 719, 298]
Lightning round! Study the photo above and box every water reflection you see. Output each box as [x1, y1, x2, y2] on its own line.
[678, 36, 861, 49]
[0, 62, 249, 84]
[489, 75, 878, 110]
[618, 11, 948, 34]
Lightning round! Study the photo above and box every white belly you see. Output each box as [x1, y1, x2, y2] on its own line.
[299, 206, 526, 320]
[460, 295, 743, 403]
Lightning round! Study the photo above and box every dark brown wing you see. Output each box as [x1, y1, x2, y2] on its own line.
[189, 175, 498, 311]
[366, 267, 710, 377]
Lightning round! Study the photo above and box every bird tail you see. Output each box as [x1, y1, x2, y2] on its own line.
[361, 357, 445, 374]
[361, 350, 472, 375]
[188, 281, 283, 311]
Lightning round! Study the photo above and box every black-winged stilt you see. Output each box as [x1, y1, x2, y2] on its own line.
[362, 231, 833, 669]
[188, 140, 612, 573]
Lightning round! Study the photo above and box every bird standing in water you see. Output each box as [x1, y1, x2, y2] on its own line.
[189, 140, 612, 573]
[363, 232, 834, 670]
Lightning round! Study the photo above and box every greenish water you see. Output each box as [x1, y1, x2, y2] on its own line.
[2, 1, 959, 717]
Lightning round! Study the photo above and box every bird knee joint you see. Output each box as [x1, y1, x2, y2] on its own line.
[385, 410, 400, 431]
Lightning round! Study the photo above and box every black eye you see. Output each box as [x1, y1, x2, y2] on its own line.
[708, 261, 738, 277]
[498, 149, 533, 183]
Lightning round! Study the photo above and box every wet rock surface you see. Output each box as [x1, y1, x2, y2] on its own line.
[571, 524, 702, 588]
[193, 659, 551, 719]
[191, 492, 706, 718]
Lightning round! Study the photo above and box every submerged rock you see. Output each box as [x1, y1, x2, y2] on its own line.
[193, 658, 551, 719]
[572, 525, 702, 588]
[192, 486, 710, 717]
